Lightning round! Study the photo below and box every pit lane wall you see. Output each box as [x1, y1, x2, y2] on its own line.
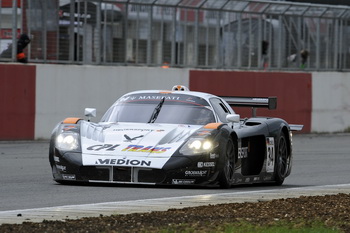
[0, 63, 349, 140]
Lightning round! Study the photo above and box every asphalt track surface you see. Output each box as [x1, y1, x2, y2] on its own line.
[1, 134, 350, 224]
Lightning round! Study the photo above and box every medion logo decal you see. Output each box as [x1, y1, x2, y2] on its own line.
[95, 158, 151, 166]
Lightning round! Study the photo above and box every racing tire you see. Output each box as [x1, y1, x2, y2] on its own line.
[274, 133, 289, 186]
[218, 138, 235, 189]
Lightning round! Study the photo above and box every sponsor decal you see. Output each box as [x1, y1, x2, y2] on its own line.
[122, 145, 171, 153]
[113, 128, 163, 132]
[56, 165, 66, 172]
[54, 156, 60, 162]
[62, 125, 78, 131]
[117, 96, 132, 102]
[245, 177, 251, 182]
[263, 174, 273, 181]
[196, 130, 211, 136]
[209, 153, 217, 159]
[266, 137, 275, 173]
[138, 95, 180, 101]
[238, 147, 248, 159]
[120, 95, 181, 102]
[95, 158, 151, 167]
[197, 162, 215, 168]
[87, 144, 120, 151]
[185, 97, 196, 103]
[124, 134, 144, 142]
[118, 93, 210, 106]
[172, 179, 195, 185]
[62, 174, 76, 180]
[253, 177, 260, 181]
[185, 170, 208, 177]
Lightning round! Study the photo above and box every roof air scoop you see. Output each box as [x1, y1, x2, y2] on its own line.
[172, 85, 189, 91]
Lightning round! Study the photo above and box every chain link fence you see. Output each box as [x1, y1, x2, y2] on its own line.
[1, 0, 350, 71]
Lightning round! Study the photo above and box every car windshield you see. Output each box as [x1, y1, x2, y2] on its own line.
[101, 93, 216, 125]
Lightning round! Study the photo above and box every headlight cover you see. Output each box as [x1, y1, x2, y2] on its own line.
[56, 132, 80, 151]
[180, 137, 218, 155]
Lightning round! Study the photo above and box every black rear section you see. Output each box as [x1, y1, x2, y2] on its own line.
[241, 135, 266, 176]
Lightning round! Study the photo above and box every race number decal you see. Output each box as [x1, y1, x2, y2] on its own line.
[266, 137, 275, 173]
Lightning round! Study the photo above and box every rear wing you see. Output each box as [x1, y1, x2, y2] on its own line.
[221, 96, 277, 117]
[289, 124, 304, 131]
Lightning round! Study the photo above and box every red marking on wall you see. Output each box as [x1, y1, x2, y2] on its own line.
[1, 0, 21, 7]
[189, 70, 312, 133]
[0, 64, 36, 140]
[0, 29, 21, 39]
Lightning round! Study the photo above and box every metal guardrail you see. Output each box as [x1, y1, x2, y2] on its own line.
[1, 0, 350, 71]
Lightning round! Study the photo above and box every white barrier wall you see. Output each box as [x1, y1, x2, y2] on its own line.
[312, 72, 350, 133]
[35, 64, 190, 139]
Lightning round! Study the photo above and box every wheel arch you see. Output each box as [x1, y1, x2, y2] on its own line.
[230, 131, 239, 158]
[277, 125, 293, 181]
[281, 125, 292, 157]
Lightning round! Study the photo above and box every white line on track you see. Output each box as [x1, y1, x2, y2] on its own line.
[1, 183, 350, 225]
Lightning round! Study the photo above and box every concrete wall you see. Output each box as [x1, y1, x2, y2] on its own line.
[312, 72, 350, 132]
[1, 63, 350, 139]
[35, 64, 189, 139]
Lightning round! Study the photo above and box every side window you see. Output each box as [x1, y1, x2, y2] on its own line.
[210, 98, 232, 123]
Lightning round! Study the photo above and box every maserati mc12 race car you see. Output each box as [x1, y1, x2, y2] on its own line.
[49, 85, 303, 188]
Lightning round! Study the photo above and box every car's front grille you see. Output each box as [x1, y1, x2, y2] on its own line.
[113, 167, 131, 182]
[79, 166, 166, 184]
[80, 166, 110, 181]
[138, 169, 166, 183]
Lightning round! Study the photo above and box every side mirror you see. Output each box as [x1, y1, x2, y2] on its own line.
[84, 108, 96, 121]
[226, 114, 240, 123]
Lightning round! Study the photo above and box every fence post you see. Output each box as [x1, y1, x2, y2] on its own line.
[11, 0, 18, 62]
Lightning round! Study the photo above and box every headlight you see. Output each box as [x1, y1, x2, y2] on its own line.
[56, 133, 80, 151]
[180, 138, 217, 155]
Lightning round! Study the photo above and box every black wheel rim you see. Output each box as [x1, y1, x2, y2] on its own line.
[277, 136, 288, 178]
[224, 140, 234, 182]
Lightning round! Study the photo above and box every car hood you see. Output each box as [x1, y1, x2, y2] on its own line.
[80, 121, 201, 169]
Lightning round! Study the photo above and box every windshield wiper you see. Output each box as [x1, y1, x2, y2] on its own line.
[148, 97, 165, 123]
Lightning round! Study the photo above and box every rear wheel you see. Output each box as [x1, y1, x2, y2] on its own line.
[219, 138, 235, 188]
[274, 133, 289, 185]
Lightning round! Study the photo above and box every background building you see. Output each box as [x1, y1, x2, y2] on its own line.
[286, 0, 350, 6]
[1, 0, 350, 71]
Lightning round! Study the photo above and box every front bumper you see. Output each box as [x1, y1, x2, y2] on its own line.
[51, 151, 220, 186]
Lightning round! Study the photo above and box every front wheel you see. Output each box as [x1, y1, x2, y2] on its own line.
[274, 133, 289, 185]
[218, 138, 235, 188]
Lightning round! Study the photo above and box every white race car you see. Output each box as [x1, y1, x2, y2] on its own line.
[49, 85, 302, 188]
